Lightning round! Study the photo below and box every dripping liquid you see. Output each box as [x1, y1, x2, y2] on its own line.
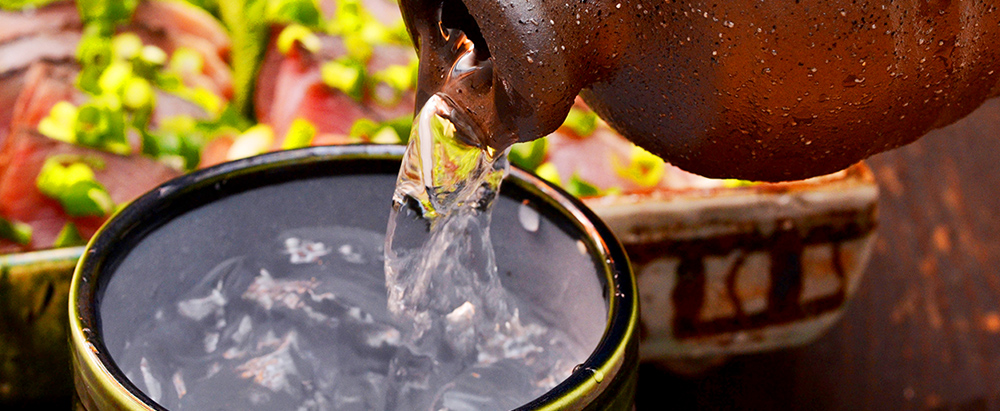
[98, 28, 596, 411]
[382, 30, 584, 409]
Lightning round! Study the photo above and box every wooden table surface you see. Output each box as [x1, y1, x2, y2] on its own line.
[635, 98, 1000, 411]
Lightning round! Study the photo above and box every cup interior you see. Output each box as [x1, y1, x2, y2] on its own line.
[72, 145, 635, 410]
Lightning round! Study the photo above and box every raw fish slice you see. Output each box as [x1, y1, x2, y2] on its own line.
[255, 40, 370, 143]
[0, 130, 180, 252]
[0, 1, 80, 45]
[0, 31, 80, 76]
[254, 24, 415, 148]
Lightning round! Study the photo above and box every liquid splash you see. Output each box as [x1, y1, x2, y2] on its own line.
[385, 93, 511, 338]
[385, 93, 574, 410]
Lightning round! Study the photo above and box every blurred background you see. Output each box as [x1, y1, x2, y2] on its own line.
[2, 0, 1000, 409]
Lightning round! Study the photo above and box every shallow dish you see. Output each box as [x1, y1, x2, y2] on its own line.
[583, 163, 877, 366]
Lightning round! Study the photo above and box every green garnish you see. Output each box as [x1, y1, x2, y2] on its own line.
[36, 157, 115, 218]
[168, 47, 205, 75]
[282, 118, 317, 149]
[53, 222, 87, 248]
[381, 116, 413, 144]
[76, 0, 139, 31]
[142, 107, 251, 170]
[227, 124, 275, 160]
[121, 77, 155, 110]
[38, 97, 132, 155]
[112, 32, 143, 60]
[722, 179, 756, 188]
[180, 0, 220, 14]
[533, 162, 614, 198]
[369, 126, 401, 144]
[375, 63, 417, 91]
[217, 0, 268, 116]
[371, 61, 417, 105]
[76, 25, 115, 94]
[566, 174, 604, 197]
[0, 0, 58, 10]
[534, 162, 561, 186]
[319, 0, 416, 103]
[321, 59, 366, 101]
[277, 24, 322, 55]
[0, 217, 32, 246]
[563, 107, 599, 137]
[348, 118, 403, 144]
[44, 98, 131, 155]
[509, 138, 548, 172]
[144, 117, 203, 170]
[613, 145, 666, 188]
[41, 28, 236, 171]
[266, 0, 322, 27]
[73, 98, 132, 155]
[37, 102, 78, 143]
[348, 118, 378, 139]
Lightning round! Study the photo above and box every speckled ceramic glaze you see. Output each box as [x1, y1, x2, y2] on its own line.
[583, 163, 878, 368]
[69, 145, 638, 410]
[401, 0, 1000, 181]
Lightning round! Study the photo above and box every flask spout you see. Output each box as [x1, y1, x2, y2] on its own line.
[398, 0, 583, 151]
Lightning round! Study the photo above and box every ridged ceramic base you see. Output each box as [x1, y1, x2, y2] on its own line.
[584, 163, 878, 365]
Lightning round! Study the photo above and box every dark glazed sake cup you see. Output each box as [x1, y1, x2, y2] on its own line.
[68, 144, 638, 410]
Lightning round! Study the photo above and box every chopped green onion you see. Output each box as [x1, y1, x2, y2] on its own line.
[184, 88, 224, 115]
[509, 138, 548, 172]
[97, 60, 131, 95]
[282, 118, 317, 149]
[131, 44, 168, 79]
[348, 118, 405, 144]
[358, 20, 389, 47]
[343, 35, 374, 62]
[563, 107, 599, 137]
[213, 0, 267, 116]
[38, 102, 79, 143]
[111, 33, 143, 61]
[385, 21, 413, 46]
[382, 116, 413, 144]
[210, 105, 254, 132]
[0, 0, 60, 11]
[613, 145, 665, 188]
[349, 118, 379, 140]
[374, 63, 416, 92]
[328, 0, 364, 34]
[277, 24, 322, 55]
[139, 45, 168, 66]
[169, 47, 205, 75]
[566, 174, 603, 197]
[122, 77, 155, 110]
[722, 179, 756, 188]
[36, 157, 115, 217]
[76, 0, 139, 28]
[53, 222, 87, 248]
[321, 59, 365, 101]
[227, 124, 275, 160]
[179, 0, 219, 14]
[73, 100, 131, 155]
[144, 115, 216, 171]
[76, 26, 114, 94]
[534, 162, 561, 186]
[370, 127, 401, 144]
[0, 217, 32, 246]
[267, 0, 322, 27]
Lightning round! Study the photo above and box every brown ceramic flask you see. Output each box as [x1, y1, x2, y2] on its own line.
[398, 0, 1000, 181]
